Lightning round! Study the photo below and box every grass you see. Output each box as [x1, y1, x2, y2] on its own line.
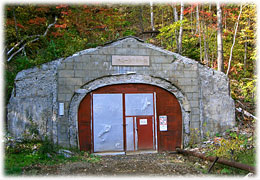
[237, 148, 256, 167]
[4, 139, 101, 175]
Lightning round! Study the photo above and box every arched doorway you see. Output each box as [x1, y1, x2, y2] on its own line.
[78, 84, 182, 153]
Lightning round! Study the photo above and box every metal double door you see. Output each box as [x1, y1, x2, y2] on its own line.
[93, 93, 156, 152]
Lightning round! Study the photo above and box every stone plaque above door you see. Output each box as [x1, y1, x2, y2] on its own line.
[112, 55, 150, 66]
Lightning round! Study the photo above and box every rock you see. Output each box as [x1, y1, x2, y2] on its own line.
[194, 162, 200, 167]
[201, 144, 207, 148]
[201, 165, 206, 169]
[190, 148, 199, 151]
[47, 153, 52, 158]
[244, 172, 254, 178]
[203, 140, 213, 144]
[32, 148, 38, 155]
[58, 149, 74, 158]
[231, 127, 239, 132]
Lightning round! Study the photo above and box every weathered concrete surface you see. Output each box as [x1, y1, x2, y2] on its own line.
[7, 59, 62, 143]
[7, 36, 235, 148]
[198, 65, 235, 137]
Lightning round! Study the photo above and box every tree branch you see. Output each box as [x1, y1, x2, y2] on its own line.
[7, 34, 43, 56]
[7, 37, 40, 62]
[7, 16, 57, 62]
[236, 107, 257, 120]
[43, 16, 57, 37]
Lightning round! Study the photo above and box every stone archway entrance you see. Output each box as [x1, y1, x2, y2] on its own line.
[78, 84, 183, 153]
[7, 36, 235, 151]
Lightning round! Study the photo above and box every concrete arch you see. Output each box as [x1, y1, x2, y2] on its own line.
[68, 73, 191, 148]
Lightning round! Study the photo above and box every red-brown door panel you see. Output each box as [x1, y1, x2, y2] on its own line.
[137, 116, 154, 150]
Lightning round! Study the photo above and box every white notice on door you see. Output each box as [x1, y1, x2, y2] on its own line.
[159, 115, 167, 131]
[139, 119, 147, 125]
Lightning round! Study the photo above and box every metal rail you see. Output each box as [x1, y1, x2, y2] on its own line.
[174, 148, 255, 173]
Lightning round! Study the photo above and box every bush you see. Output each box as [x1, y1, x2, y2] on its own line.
[37, 136, 56, 155]
[208, 130, 255, 161]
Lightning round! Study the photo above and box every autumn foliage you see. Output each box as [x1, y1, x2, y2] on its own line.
[4, 3, 257, 108]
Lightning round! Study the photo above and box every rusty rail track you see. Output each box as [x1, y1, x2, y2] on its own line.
[174, 148, 255, 173]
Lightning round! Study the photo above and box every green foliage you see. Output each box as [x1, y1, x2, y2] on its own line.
[217, 164, 250, 175]
[236, 148, 256, 166]
[241, 78, 256, 102]
[157, 18, 189, 53]
[230, 75, 256, 103]
[215, 133, 221, 137]
[189, 128, 200, 148]
[202, 130, 256, 175]
[37, 136, 55, 155]
[210, 137, 244, 160]
[123, 29, 136, 36]
[5, 138, 52, 175]
[220, 168, 232, 174]
[4, 137, 101, 175]
[5, 55, 36, 103]
[5, 152, 38, 175]
[181, 35, 201, 60]
[207, 131, 255, 164]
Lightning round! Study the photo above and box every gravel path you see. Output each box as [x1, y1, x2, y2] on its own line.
[24, 152, 205, 176]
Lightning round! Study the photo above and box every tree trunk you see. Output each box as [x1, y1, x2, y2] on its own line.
[150, 1, 155, 31]
[202, 21, 209, 65]
[226, 4, 243, 75]
[12, 7, 19, 41]
[244, 17, 250, 72]
[173, 4, 179, 52]
[196, 4, 202, 62]
[139, 6, 144, 32]
[224, 8, 227, 31]
[217, 2, 224, 72]
[212, 33, 217, 68]
[161, 8, 164, 27]
[201, 5, 209, 65]
[208, 4, 212, 66]
[173, 4, 179, 23]
[178, 2, 184, 54]
[161, 8, 164, 46]
[244, 36, 247, 71]
[190, 4, 193, 34]
[195, 4, 200, 34]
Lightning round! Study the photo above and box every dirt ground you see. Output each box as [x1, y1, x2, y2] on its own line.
[23, 152, 208, 176]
